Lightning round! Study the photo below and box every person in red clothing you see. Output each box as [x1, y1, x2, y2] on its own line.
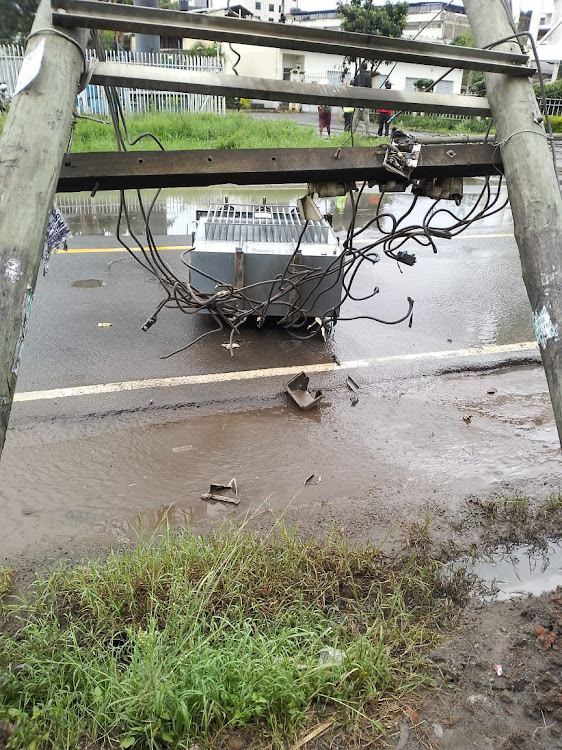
[318, 104, 332, 138]
[377, 80, 393, 138]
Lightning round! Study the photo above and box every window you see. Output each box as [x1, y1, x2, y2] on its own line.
[269, 16, 274, 21]
[269, 3, 274, 10]
[255, 1, 261, 8]
[278, 4, 281, 10]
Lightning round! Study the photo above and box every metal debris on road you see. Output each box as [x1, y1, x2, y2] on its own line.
[201, 478, 240, 505]
[285, 372, 323, 411]
[304, 474, 321, 486]
[346, 375, 360, 392]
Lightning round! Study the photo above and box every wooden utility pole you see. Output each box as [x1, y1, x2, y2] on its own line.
[0, 0, 88, 457]
[465, 0, 562, 449]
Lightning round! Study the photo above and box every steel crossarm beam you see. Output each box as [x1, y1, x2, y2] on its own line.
[52, 0, 535, 76]
[90, 62, 492, 116]
[57, 145, 503, 192]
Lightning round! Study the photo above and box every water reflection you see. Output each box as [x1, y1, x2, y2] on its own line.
[56, 180, 513, 239]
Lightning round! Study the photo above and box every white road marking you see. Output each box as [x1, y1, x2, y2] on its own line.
[13, 342, 539, 403]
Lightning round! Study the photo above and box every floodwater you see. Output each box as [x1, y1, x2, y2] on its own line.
[56, 181, 513, 240]
[2, 366, 559, 563]
[466, 542, 562, 601]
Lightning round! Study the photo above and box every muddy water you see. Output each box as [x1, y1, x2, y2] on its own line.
[1, 367, 559, 563]
[467, 543, 562, 601]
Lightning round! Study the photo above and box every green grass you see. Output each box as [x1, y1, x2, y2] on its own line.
[69, 112, 376, 152]
[0, 524, 464, 749]
[0, 568, 13, 601]
[394, 113, 493, 135]
[0, 110, 375, 151]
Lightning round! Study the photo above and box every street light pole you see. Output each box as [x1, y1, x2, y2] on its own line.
[465, 0, 562, 449]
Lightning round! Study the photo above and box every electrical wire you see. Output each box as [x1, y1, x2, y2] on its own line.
[89, 32, 511, 357]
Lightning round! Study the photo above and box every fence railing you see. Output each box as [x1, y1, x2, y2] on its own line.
[0, 44, 226, 116]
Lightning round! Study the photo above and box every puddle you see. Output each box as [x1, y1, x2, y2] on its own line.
[72, 279, 105, 288]
[462, 542, 562, 601]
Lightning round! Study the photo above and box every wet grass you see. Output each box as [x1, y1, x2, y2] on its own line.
[67, 112, 375, 152]
[0, 524, 465, 749]
[0, 568, 13, 602]
[394, 113, 492, 135]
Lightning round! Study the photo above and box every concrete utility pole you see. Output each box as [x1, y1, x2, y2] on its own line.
[464, 0, 562, 448]
[0, 0, 88, 458]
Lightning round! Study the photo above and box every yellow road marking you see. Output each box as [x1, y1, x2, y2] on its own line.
[62, 233, 515, 255]
[64, 245, 192, 254]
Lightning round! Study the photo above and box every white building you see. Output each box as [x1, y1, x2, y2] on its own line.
[511, 0, 562, 80]
[208, 0, 284, 23]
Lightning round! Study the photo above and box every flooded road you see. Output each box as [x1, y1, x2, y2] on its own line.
[1, 180, 559, 569]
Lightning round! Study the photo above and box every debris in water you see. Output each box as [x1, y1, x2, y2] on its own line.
[172, 445, 193, 453]
[304, 474, 321, 486]
[201, 478, 240, 505]
[285, 372, 323, 411]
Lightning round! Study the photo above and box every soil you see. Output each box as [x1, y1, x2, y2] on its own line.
[1, 365, 562, 748]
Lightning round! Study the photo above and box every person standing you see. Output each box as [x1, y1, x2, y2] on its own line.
[351, 61, 372, 136]
[318, 103, 332, 138]
[377, 80, 393, 138]
[343, 106, 354, 131]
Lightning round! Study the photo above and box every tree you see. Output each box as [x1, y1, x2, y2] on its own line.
[0, 0, 40, 45]
[451, 30, 485, 96]
[337, 0, 408, 72]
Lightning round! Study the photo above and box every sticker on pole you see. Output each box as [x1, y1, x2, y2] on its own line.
[14, 38, 45, 96]
[533, 305, 559, 350]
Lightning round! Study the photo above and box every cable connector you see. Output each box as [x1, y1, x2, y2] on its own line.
[141, 315, 157, 332]
[395, 251, 417, 266]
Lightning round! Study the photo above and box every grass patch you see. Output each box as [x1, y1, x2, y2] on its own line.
[0, 524, 464, 749]
[394, 113, 493, 135]
[68, 112, 375, 152]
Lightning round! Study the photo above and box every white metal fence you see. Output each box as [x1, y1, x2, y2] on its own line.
[0, 44, 226, 116]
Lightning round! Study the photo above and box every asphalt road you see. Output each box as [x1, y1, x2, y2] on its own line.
[12, 185, 533, 417]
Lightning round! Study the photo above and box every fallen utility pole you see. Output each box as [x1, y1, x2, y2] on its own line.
[52, 0, 535, 77]
[90, 62, 492, 116]
[57, 144, 503, 192]
[0, 0, 87, 457]
[465, 0, 562, 449]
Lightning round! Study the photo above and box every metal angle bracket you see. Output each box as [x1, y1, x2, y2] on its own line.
[382, 129, 422, 181]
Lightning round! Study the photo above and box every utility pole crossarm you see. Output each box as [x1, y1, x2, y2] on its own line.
[465, 0, 562, 449]
[52, 0, 536, 76]
[90, 62, 493, 116]
[0, 0, 88, 457]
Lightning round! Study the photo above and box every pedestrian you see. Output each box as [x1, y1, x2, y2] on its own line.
[318, 103, 332, 138]
[351, 61, 372, 137]
[377, 80, 393, 138]
[343, 106, 354, 132]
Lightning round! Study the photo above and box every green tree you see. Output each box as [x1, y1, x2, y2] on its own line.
[0, 0, 40, 45]
[337, 0, 408, 71]
[451, 30, 485, 96]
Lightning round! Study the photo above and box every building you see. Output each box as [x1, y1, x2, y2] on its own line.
[511, 0, 562, 80]
[208, 0, 284, 23]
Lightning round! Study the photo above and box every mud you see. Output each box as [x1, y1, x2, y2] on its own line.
[1, 363, 562, 748]
[1, 365, 559, 569]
